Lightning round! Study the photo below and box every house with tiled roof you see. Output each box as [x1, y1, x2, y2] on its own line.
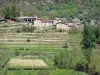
[34, 18, 62, 29]
[16, 16, 37, 23]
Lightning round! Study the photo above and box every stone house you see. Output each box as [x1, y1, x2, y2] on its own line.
[67, 22, 83, 30]
[56, 22, 83, 32]
[42, 20, 54, 27]
[56, 22, 68, 31]
[34, 18, 54, 29]
[34, 18, 61, 29]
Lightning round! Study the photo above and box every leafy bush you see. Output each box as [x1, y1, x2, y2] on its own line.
[62, 41, 68, 48]
[22, 26, 36, 33]
[89, 51, 100, 74]
[15, 51, 20, 56]
[16, 29, 21, 33]
[54, 50, 72, 69]
[27, 39, 31, 42]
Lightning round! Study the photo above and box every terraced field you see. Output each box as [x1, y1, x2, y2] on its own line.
[0, 23, 68, 45]
[0, 23, 71, 75]
[0, 22, 85, 75]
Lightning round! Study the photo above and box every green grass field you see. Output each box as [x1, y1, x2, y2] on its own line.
[49, 69, 86, 75]
[7, 69, 87, 75]
[7, 70, 37, 75]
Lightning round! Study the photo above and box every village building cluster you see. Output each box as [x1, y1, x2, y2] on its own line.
[16, 16, 83, 31]
[0, 16, 83, 31]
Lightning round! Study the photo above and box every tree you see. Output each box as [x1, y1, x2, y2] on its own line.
[88, 0, 100, 20]
[3, 4, 20, 19]
[11, 4, 16, 18]
[54, 50, 72, 69]
[3, 6, 11, 19]
[95, 26, 100, 44]
[82, 24, 91, 72]
[82, 24, 91, 49]
[82, 0, 100, 24]
[81, 23, 98, 72]
[10, 4, 20, 19]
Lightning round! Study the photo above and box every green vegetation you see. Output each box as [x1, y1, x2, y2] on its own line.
[0, 29, 87, 75]
[83, 0, 100, 21]
[0, 0, 100, 75]
[54, 50, 72, 69]
[49, 69, 86, 75]
[0, 0, 100, 20]
[3, 4, 20, 19]
[37, 3, 79, 18]
[81, 24, 100, 73]
[7, 70, 37, 75]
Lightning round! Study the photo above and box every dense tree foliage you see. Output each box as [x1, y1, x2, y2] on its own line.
[81, 0, 100, 24]
[36, 3, 79, 18]
[54, 51, 72, 69]
[81, 23, 100, 74]
[0, 0, 100, 20]
[3, 7, 11, 19]
[86, 0, 100, 20]
[54, 49, 88, 71]
[3, 4, 20, 19]
[82, 24, 96, 49]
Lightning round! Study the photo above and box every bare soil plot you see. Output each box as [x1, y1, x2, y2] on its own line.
[8, 59, 48, 70]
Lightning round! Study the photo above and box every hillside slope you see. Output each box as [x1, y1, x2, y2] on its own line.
[0, 0, 84, 18]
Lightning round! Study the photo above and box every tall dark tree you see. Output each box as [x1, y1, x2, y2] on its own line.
[82, 24, 91, 49]
[81, 23, 98, 73]
[3, 4, 20, 19]
[95, 26, 100, 44]
[11, 4, 20, 19]
[3, 6, 11, 19]
[11, 4, 16, 19]
[81, 24, 91, 72]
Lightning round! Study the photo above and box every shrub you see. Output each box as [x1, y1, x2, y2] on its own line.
[89, 52, 100, 74]
[96, 37, 100, 44]
[62, 41, 68, 48]
[16, 29, 21, 33]
[27, 39, 31, 42]
[15, 51, 20, 56]
[54, 50, 72, 69]
[22, 26, 36, 33]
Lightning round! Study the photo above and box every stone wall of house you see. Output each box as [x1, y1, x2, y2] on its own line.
[56, 23, 68, 31]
